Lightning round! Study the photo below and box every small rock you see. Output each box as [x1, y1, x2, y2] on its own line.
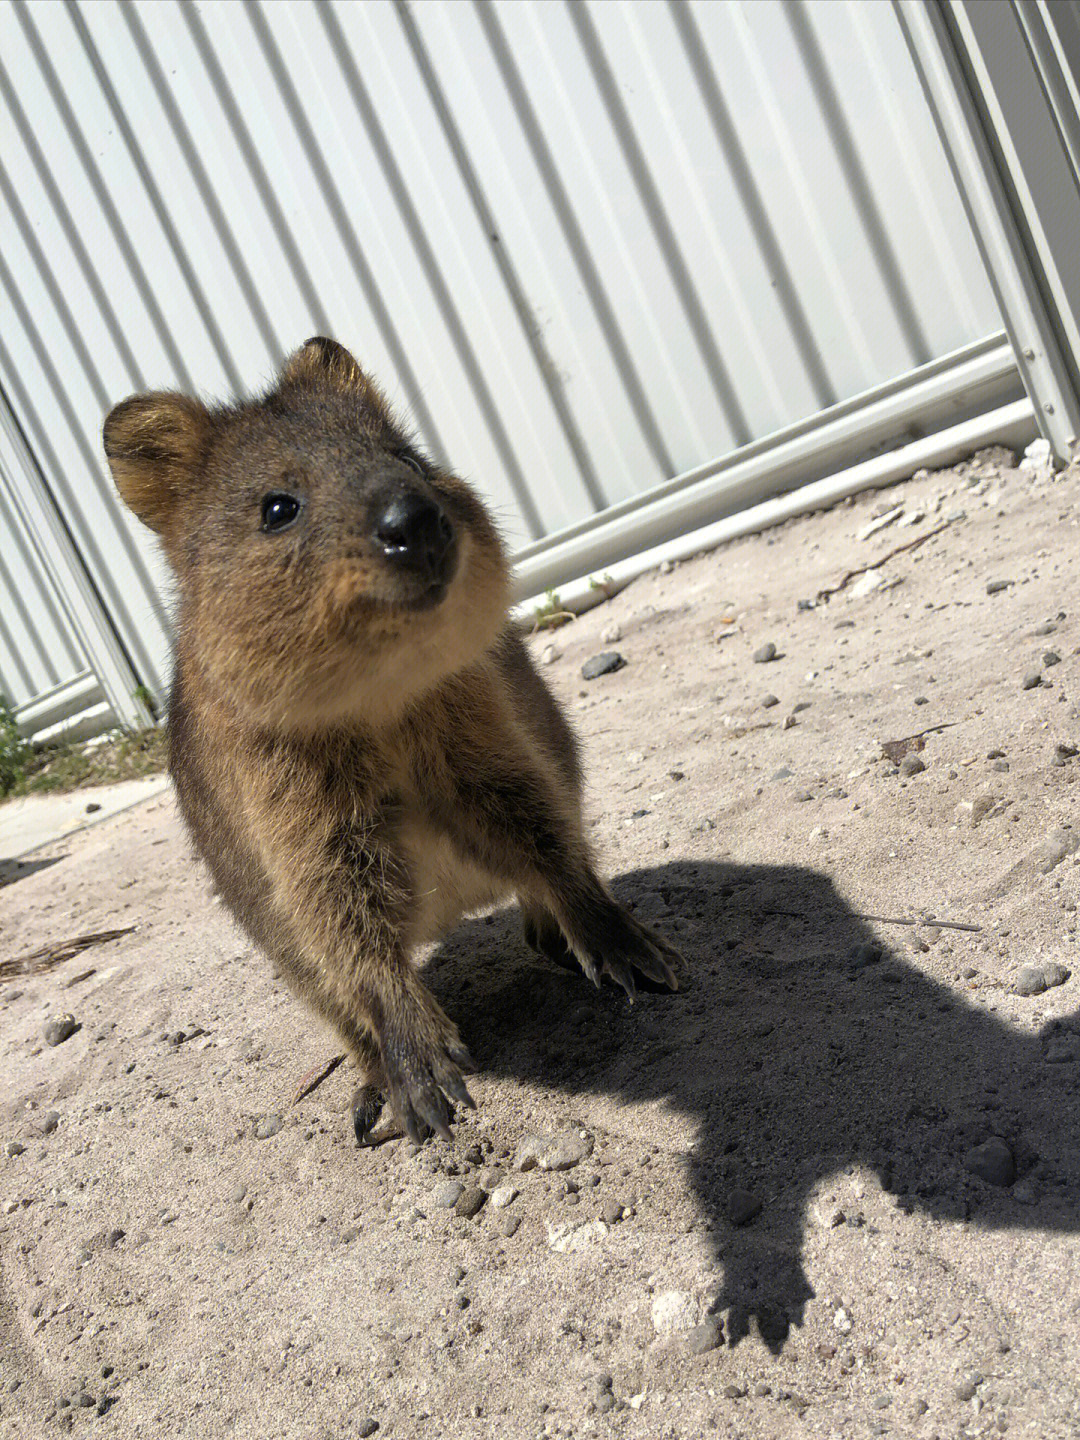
[858, 505, 904, 540]
[5, 1141, 25, 1157]
[962, 1137, 1016, 1187]
[499, 1213, 521, 1237]
[478, 1166, 505, 1191]
[74, 1392, 95, 1408]
[43, 1112, 60, 1134]
[358, 1421, 379, 1438]
[1021, 668, 1042, 690]
[873, 1393, 892, 1409]
[514, 1134, 549, 1171]
[849, 568, 889, 598]
[1043, 649, 1061, 667]
[899, 755, 925, 777]
[651, 1290, 704, 1336]
[432, 1180, 464, 1209]
[600, 623, 622, 644]
[600, 1199, 624, 1226]
[537, 1130, 593, 1172]
[489, 1184, 518, 1210]
[1032, 827, 1079, 874]
[752, 642, 777, 663]
[1012, 1179, 1039, 1205]
[684, 1318, 722, 1355]
[985, 579, 1012, 595]
[1045, 1034, 1080, 1064]
[229, 1184, 247, 1204]
[783, 714, 798, 730]
[833, 1306, 853, 1332]
[955, 1376, 979, 1402]
[1020, 437, 1052, 469]
[540, 644, 558, 666]
[722, 1383, 747, 1399]
[726, 1188, 762, 1226]
[1014, 964, 1048, 996]
[956, 794, 995, 825]
[581, 652, 624, 681]
[794, 789, 813, 803]
[1042, 962, 1070, 988]
[1033, 620, 1057, 636]
[454, 1186, 487, 1219]
[85, 802, 102, 814]
[761, 693, 780, 708]
[254, 1114, 283, 1140]
[1054, 742, 1078, 760]
[852, 942, 882, 968]
[43, 1014, 78, 1047]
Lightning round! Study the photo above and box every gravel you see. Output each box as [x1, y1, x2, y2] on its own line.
[581, 652, 624, 680]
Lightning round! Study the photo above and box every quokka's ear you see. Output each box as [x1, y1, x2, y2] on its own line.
[279, 336, 391, 418]
[103, 392, 212, 537]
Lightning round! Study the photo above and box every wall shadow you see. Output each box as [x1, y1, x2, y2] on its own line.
[421, 860, 1079, 1350]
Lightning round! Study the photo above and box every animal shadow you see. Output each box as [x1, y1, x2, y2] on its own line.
[423, 860, 1079, 1351]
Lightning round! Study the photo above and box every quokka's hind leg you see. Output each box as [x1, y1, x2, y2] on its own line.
[345, 1027, 397, 1147]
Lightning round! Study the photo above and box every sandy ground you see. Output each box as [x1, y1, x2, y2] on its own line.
[1, 447, 1078, 1440]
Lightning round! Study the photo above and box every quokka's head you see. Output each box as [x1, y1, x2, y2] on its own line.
[104, 338, 510, 730]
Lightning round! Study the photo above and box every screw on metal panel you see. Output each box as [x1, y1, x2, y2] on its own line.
[1045, 404, 1055, 413]
[1022, 348, 1036, 360]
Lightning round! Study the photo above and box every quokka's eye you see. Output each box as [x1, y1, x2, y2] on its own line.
[397, 452, 425, 478]
[261, 493, 302, 533]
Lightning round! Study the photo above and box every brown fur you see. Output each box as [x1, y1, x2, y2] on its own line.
[104, 337, 678, 1144]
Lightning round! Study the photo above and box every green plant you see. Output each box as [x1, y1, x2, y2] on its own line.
[0, 693, 31, 797]
[531, 588, 576, 633]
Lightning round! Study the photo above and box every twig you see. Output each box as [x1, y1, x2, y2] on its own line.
[763, 909, 981, 933]
[880, 721, 959, 763]
[290, 1054, 344, 1105]
[817, 520, 951, 601]
[0, 926, 136, 984]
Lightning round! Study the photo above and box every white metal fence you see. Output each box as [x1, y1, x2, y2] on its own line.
[0, 0, 1020, 737]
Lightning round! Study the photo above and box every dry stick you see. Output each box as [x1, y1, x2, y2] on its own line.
[817, 520, 951, 601]
[764, 909, 981, 933]
[0, 926, 136, 984]
[290, 1054, 344, 1105]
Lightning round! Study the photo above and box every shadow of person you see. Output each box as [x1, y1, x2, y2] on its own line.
[419, 859, 1079, 1352]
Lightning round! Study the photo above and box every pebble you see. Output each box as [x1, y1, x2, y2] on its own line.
[957, 795, 995, 825]
[43, 1111, 60, 1134]
[651, 1290, 704, 1336]
[537, 1130, 594, 1172]
[478, 1166, 505, 1191]
[5, 1141, 25, 1157]
[955, 1375, 980, 1402]
[514, 1133, 549, 1171]
[454, 1186, 487, 1219]
[581, 652, 624, 680]
[833, 1306, 853, 1333]
[1021, 668, 1042, 690]
[499, 1213, 521, 1237]
[1032, 827, 1079, 874]
[858, 505, 904, 540]
[432, 1180, 464, 1209]
[722, 1383, 747, 1399]
[1043, 649, 1061, 667]
[358, 1421, 379, 1438]
[684, 1319, 722, 1355]
[1014, 964, 1049, 996]
[962, 1137, 1016, 1187]
[600, 1199, 624, 1226]
[852, 942, 882, 968]
[753, 642, 777, 663]
[489, 1184, 518, 1210]
[540, 644, 557, 666]
[1045, 1034, 1080, 1064]
[600, 622, 622, 644]
[254, 1114, 283, 1140]
[1033, 620, 1057, 636]
[761, 693, 780, 708]
[899, 755, 925, 776]
[43, 1014, 78, 1047]
[229, 1184, 247, 1204]
[985, 579, 1012, 594]
[725, 1188, 762, 1226]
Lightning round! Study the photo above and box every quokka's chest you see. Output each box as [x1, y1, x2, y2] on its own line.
[393, 799, 514, 946]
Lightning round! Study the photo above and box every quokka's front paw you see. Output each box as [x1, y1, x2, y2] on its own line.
[560, 887, 681, 1000]
[377, 984, 476, 1145]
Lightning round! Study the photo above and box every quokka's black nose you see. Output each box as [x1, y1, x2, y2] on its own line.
[373, 492, 456, 584]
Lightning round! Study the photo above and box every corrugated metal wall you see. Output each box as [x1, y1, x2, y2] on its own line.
[1, 0, 1009, 733]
